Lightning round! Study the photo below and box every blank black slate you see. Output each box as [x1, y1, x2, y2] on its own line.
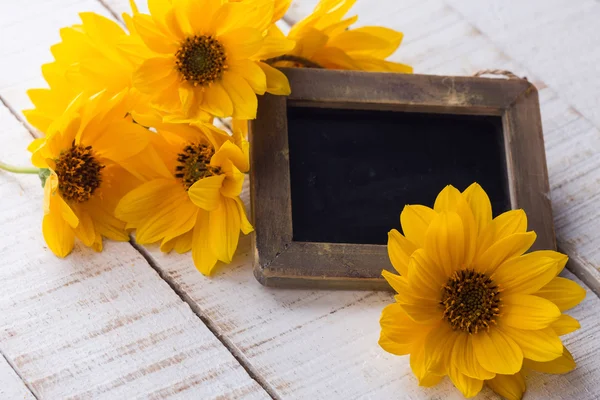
[287, 106, 510, 246]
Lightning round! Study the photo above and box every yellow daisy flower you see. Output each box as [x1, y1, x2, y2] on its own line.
[379, 183, 586, 398]
[23, 12, 150, 133]
[115, 118, 252, 276]
[274, 0, 412, 72]
[29, 91, 152, 257]
[127, 0, 295, 121]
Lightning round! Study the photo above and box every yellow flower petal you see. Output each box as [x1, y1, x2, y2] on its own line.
[379, 332, 412, 356]
[86, 121, 151, 162]
[192, 209, 219, 275]
[424, 212, 465, 276]
[42, 190, 76, 258]
[72, 208, 96, 247]
[477, 209, 527, 256]
[501, 294, 561, 330]
[500, 326, 563, 362]
[534, 277, 587, 311]
[474, 231, 537, 275]
[133, 57, 179, 94]
[346, 26, 404, 58]
[400, 205, 436, 248]
[252, 36, 296, 60]
[188, 174, 227, 211]
[379, 303, 432, 350]
[472, 328, 523, 375]
[462, 183, 492, 234]
[381, 269, 408, 294]
[233, 197, 253, 235]
[220, 163, 245, 199]
[200, 82, 234, 118]
[220, 27, 264, 60]
[424, 322, 459, 375]
[187, 0, 221, 34]
[433, 185, 463, 212]
[258, 62, 291, 95]
[387, 229, 416, 276]
[523, 346, 575, 374]
[211, 140, 249, 173]
[530, 250, 568, 276]
[407, 249, 446, 298]
[492, 254, 559, 295]
[452, 334, 495, 380]
[133, 13, 179, 54]
[448, 365, 485, 398]
[229, 60, 266, 95]
[551, 314, 581, 336]
[221, 72, 258, 119]
[485, 372, 526, 400]
[208, 197, 242, 263]
[410, 336, 444, 387]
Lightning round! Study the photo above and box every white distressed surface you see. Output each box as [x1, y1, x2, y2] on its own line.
[1, 0, 600, 399]
[0, 355, 35, 400]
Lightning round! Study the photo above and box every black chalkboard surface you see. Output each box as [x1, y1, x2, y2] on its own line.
[287, 107, 510, 246]
[250, 68, 555, 290]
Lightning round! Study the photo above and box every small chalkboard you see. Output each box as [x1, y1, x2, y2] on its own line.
[250, 68, 555, 290]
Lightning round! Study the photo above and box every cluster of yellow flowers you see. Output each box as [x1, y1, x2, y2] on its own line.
[380, 184, 586, 399]
[23, 0, 411, 275]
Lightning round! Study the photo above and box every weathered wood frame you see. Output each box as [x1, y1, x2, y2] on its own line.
[250, 68, 555, 290]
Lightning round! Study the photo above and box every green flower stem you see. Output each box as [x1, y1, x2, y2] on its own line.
[0, 160, 40, 175]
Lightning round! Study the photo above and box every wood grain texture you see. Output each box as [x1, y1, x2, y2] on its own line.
[0, 1, 269, 398]
[2, 0, 600, 399]
[0, 354, 36, 400]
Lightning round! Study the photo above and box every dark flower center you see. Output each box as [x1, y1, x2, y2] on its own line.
[55, 142, 104, 203]
[175, 143, 222, 190]
[441, 269, 501, 334]
[175, 35, 227, 87]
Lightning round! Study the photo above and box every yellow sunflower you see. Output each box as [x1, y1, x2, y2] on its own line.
[29, 90, 152, 257]
[23, 12, 151, 133]
[115, 118, 252, 275]
[273, 0, 412, 72]
[379, 183, 586, 398]
[127, 0, 295, 121]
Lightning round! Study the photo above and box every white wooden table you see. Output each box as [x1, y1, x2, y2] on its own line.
[1, 1, 600, 399]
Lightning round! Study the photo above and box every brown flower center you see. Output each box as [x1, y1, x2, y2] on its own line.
[175, 143, 222, 190]
[55, 142, 104, 203]
[441, 269, 501, 334]
[175, 35, 227, 87]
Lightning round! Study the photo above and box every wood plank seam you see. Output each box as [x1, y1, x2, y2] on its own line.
[130, 240, 281, 400]
[0, 95, 40, 139]
[0, 349, 40, 400]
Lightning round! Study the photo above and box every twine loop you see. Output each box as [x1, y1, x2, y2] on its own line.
[473, 69, 526, 80]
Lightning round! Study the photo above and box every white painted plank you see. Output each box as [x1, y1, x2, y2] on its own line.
[0, 2, 271, 397]
[93, 0, 600, 398]
[0, 104, 269, 399]
[0, 355, 35, 400]
[444, 0, 600, 131]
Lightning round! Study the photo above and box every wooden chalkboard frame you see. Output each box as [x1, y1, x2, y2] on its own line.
[249, 68, 555, 290]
